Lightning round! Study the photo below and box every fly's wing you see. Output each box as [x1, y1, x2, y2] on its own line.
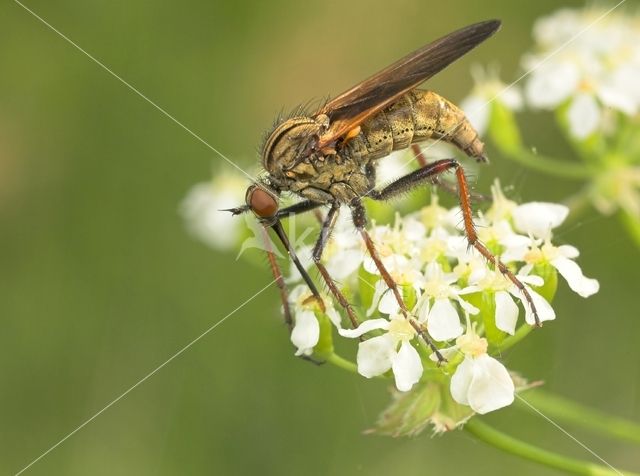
[315, 20, 500, 149]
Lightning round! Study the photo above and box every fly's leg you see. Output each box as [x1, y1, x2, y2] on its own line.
[260, 226, 293, 331]
[276, 200, 323, 219]
[311, 203, 360, 328]
[410, 144, 488, 202]
[368, 158, 541, 326]
[350, 198, 444, 360]
[278, 200, 360, 328]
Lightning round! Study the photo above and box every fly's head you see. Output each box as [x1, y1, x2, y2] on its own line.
[224, 181, 280, 226]
[261, 114, 331, 185]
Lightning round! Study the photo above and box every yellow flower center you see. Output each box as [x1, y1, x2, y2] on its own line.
[456, 332, 488, 357]
[524, 241, 560, 264]
[388, 317, 417, 342]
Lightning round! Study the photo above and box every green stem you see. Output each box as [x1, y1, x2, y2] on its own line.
[499, 147, 594, 180]
[324, 352, 358, 374]
[464, 418, 639, 476]
[619, 210, 640, 248]
[518, 390, 640, 445]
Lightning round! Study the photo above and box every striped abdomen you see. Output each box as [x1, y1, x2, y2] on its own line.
[343, 89, 485, 164]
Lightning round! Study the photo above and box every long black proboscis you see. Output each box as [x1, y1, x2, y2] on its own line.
[270, 220, 323, 302]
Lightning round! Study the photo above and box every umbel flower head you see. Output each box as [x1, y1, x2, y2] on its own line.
[460, 6, 640, 234]
[286, 180, 599, 429]
[523, 7, 640, 139]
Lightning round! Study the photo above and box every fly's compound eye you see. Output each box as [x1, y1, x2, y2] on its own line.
[246, 186, 279, 219]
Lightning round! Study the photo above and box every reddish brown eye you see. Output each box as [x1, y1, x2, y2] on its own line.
[247, 187, 278, 218]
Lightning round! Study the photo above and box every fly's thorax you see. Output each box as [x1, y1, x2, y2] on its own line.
[262, 116, 328, 178]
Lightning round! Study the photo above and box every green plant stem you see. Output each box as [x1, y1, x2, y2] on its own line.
[500, 147, 593, 180]
[464, 418, 639, 476]
[619, 210, 640, 248]
[518, 390, 640, 445]
[324, 352, 358, 374]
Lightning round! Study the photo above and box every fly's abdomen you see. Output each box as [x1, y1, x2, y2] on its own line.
[344, 89, 485, 164]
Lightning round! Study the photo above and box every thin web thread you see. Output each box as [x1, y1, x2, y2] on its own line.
[12, 0, 257, 183]
[13, 280, 276, 476]
[356, 275, 623, 474]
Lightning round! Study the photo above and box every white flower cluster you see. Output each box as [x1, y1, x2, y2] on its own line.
[524, 7, 640, 138]
[288, 182, 599, 414]
[180, 172, 247, 251]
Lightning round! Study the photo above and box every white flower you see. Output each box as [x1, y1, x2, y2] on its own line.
[317, 212, 365, 280]
[460, 66, 523, 136]
[460, 268, 555, 333]
[511, 202, 569, 239]
[515, 241, 600, 298]
[447, 331, 515, 414]
[289, 286, 341, 356]
[180, 173, 246, 250]
[339, 316, 423, 391]
[591, 165, 640, 218]
[415, 262, 478, 341]
[523, 8, 640, 138]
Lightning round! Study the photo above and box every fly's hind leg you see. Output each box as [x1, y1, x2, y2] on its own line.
[350, 198, 444, 361]
[368, 158, 541, 326]
[410, 144, 488, 202]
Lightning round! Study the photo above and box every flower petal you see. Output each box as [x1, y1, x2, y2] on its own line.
[567, 93, 601, 139]
[525, 61, 580, 109]
[456, 296, 480, 316]
[378, 288, 401, 315]
[391, 341, 423, 392]
[356, 334, 396, 378]
[325, 307, 342, 329]
[290, 310, 319, 356]
[427, 299, 463, 342]
[429, 345, 460, 362]
[450, 356, 474, 406]
[461, 95, 490, 136]
[327, 249, 364, 280]
[495, 290, 519, 335]
[512, 202, 569, 238]
[417, 298, 430, 323]
[338, 318, 390, 339]
[522, 287, 556, 325]
[552, 257, 600, 298]
[467, 354, 515, 414]
[518, 274, 544, 287]
[558, 244, 580, 259]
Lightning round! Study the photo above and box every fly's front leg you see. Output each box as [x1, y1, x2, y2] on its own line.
[261, 225, 325, 365]
[311, 203, 360, 328]
[260, 226, 293, 331]
[368, 158, 541, 326]
[276, 200, 323, 220]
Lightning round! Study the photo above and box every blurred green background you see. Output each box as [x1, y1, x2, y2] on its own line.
[1, 0, 638, 474]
